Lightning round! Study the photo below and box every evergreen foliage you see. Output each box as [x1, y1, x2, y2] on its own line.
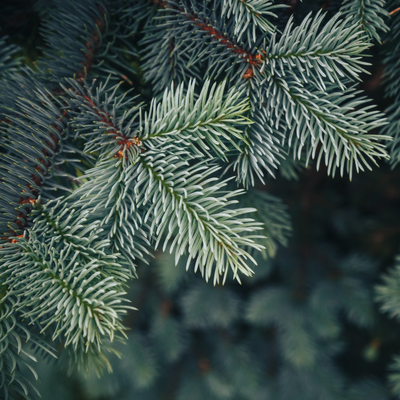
[1, 0, 400, 399]
[385, 0, 400, 166]
[339, 0, 390, 42]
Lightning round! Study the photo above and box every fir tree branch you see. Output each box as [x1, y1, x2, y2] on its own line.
[68, 158, 152, 274]
[0, 290, 56, 400]
[383, 1, 400, 166]
[0, 77, 71, 239]
[221, 0, 285, 46]
[0, 37, 22, 78]
[139, 79, 251, 160]
[340, 0, 390, 43]
[265, 76, 389, 178]
[39, 0, 108, 82]
[263, 11, 372, 90]
[231, 82, 285, 186]
[0, 228, 132, 349]
[133, 152, 265, 284]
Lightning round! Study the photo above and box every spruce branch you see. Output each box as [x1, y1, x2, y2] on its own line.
[340, 0, 390, 43]
[140, 0, 260, 88]
[0, 216, 132, 350]
[142, 2, 389, 182]
[0, 290, 56, 400]
[68, 158, 152, 274]
[60, 77, 265, 283]
[263, 11, 372, 90]
[0, 37, 22, 78]
[133, 152, 265, 284]
[139, 79, 251, 160]
[140, 11, 193, 94]
[0, 75, 72, 239]
[0, 0, 397, 396]
[221, 0, 286, 46]
[383, 2, 400, 167]
[265, 77, 389, 178]
[39, 0, 108, 82]
[60, 77, 142, 159]
[231, 83, 286, 187]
